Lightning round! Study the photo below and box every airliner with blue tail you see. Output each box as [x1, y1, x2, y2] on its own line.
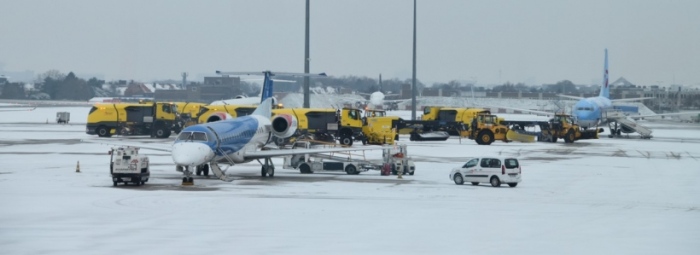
[511, 49, 699, 137]
[170, 71, 378, 185]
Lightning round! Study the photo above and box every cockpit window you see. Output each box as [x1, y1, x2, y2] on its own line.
[176, 131, 208, 142]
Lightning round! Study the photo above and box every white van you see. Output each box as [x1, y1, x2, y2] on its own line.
[449, 157, 521, 187]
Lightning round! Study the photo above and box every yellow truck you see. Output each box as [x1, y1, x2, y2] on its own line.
[195, 104, 258, 124]
[86, 101, 179, 138]
[173, 102, 207, 128]
[421, 106, 486, 135]
[271, 108, 340, 145]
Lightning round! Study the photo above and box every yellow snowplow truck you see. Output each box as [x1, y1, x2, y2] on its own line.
[361, 110, 397, 145]
[271, 108, 341, 146]
[538, 114, 600, 143]
[421, 106, 487, 135]
[86, 102, 179, 138]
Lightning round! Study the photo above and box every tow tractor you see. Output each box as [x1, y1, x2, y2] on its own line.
[109, 146, 150, 186]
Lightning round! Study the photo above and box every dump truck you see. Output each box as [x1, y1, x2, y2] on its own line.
[86, 101, 179, 138]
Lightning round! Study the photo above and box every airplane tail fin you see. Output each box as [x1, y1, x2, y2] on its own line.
[252, 97, 273, 117]
[260, 74, 274, 103]
[599, 49, 610, 98]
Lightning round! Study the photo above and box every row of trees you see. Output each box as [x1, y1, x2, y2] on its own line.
[0, 70, 104, 100]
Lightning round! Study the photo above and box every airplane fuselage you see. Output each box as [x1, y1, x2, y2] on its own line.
[572, 96, 613, 128]
[171, 115, 271, 167]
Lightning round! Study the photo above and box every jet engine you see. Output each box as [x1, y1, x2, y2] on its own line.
[271, 114, 298, 138]
[206, 112, 233, 123]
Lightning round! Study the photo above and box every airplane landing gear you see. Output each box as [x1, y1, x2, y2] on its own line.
[258, 158, 275, 177]
[181, 165, 194, 185]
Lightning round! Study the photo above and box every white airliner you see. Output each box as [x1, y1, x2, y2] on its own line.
[504, 49, 700, 138]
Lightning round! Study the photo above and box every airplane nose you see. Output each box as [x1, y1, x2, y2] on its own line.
[172, 142, 215, 166]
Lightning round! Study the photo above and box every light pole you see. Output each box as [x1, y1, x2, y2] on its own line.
[411, 0, 417, 120]
[303, 0, 311, 108]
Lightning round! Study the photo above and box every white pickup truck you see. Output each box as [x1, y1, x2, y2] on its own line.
[110, 146, 150, 186]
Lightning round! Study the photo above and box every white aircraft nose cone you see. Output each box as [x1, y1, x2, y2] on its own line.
[172, 142, 215, 166]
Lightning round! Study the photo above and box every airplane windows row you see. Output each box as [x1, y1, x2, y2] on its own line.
[577, 107, 593, 111]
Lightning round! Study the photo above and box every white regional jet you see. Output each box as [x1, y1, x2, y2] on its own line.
[172, 97, 382, 185]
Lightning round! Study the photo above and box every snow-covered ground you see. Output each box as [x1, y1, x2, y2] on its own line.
[1, 106, 699, 254]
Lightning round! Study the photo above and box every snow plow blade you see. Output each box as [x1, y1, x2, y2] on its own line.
[506, 129, 537, 143]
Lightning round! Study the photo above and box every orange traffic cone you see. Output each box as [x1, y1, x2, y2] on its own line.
[76, 161, 81, 173]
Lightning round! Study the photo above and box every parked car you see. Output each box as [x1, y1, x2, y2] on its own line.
[449, 157, 521, 187]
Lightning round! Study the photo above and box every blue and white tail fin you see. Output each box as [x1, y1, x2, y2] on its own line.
[252, 97, 273, 117]
[599, 49, 610, 99]
[260, 72, 274, 103]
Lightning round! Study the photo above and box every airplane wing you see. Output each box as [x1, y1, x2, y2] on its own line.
[628, 111, 700, 120]
[80, 139, 173, 152]
[382, 98, 411, 103]
[611, 97, 655, 102]
[480, 104, 556, 117]
[557, 94, 584, 100]
[0, 106, 36, 112]
[242, 146, 384, 160]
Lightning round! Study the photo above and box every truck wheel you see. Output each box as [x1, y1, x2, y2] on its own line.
[490, 176, 501, 187]
[340, 136, 353, 146]
[477, 130, 494, 145]
[345, 164, 358, 175]
[134, 180, 141, 186]
[299, 163, 312, 174]
[453, 174, 464, 185]
[564, 129, 575, 143]
[471, 182, 479, 185]
[141, 181, 145, 185]
[97, 126, 111, 137]
[508, 183, 518, 187]
[155, 127, 169, 138]
[113, 181, 117, 186]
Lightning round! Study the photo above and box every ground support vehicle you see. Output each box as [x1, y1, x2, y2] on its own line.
[173, 102, 207, 129]
[361, 116, 398, 145]
[281, 141, 416, 176]
[449, 156, 521, 187]
[408, 130, 450, 141]
[382, 143, 415, 175]
[421, 106, 487, 135]
[195, 104, 258, 124]
[536, 114, 600, 143]
[463, 113, 512, 145]
[109, 146, 150, 186]
[86, 101, 179, 138]
[281, 141, 373, 174]
[272, 108, 342, 146]
[56, 112, 70, 124]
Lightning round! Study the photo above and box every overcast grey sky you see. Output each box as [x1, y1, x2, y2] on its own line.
[1, 0, 699, 86]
